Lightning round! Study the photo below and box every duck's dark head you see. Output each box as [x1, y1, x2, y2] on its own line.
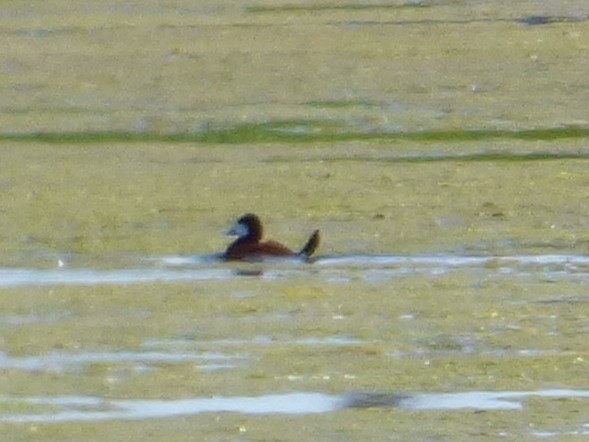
[226, 213, 263, 242]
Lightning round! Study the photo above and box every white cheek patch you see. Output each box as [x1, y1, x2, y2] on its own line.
[226, 222, 249, 238]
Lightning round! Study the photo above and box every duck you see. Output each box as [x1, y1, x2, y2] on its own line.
[223, 213, 320, 261]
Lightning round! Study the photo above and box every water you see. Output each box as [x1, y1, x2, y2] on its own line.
[0, 252, 588, 435]
[2, 389, 589, 423]
[0, 349, 246, 373]
[3, 0, 589, 438]
[1, 253, 588, 287]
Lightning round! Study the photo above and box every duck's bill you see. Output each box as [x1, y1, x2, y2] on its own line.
[225, 222, 249, 238]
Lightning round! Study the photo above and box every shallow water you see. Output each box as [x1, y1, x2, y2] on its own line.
[2, 253, 589, 287]
[3, 0, 589, 439]
[3, 389, 589, 423]
[2, 228, 588, 440]
[1, 253, 588, 436]
[0, 349, 245, 373]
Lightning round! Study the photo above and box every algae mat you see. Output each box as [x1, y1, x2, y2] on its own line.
[1, 0, 589, 134]
[1, 141, 588, 261]
[1, 0, 589, 440]
[1, 141, 589, 441]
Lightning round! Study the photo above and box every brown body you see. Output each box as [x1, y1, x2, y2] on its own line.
[223, 214, 320, 261]
[225, 239, 296, 260]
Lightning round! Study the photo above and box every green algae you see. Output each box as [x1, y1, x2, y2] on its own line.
[246, 2, 430, 13]
[1, 0, 589, 439]
[2, 125, 589, 145]
[3, 140, 588, 439]
[2, 1, 589, 135]
[2, 140, 589, 260]
[1, 271, 588, 440]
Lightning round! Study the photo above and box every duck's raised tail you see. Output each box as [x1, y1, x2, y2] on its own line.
[299, 230, 320, 258]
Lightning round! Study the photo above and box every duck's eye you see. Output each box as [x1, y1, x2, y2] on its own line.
[226, 222, 249, 238]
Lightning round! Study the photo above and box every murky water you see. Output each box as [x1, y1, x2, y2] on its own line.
[1, 252, 588, 438]
[3, 0, 589, 439]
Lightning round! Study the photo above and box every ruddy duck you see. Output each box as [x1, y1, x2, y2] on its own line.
[223, 213, 320, 261]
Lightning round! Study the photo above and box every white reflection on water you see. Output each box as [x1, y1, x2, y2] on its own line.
[0, 393, 341, 423]
[1, 389, 589, 423]
[0, 350, 246, 373]
[1, 254, 589, 287]
[0, 267, 233, 287]
[143, 335, 366, 348]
